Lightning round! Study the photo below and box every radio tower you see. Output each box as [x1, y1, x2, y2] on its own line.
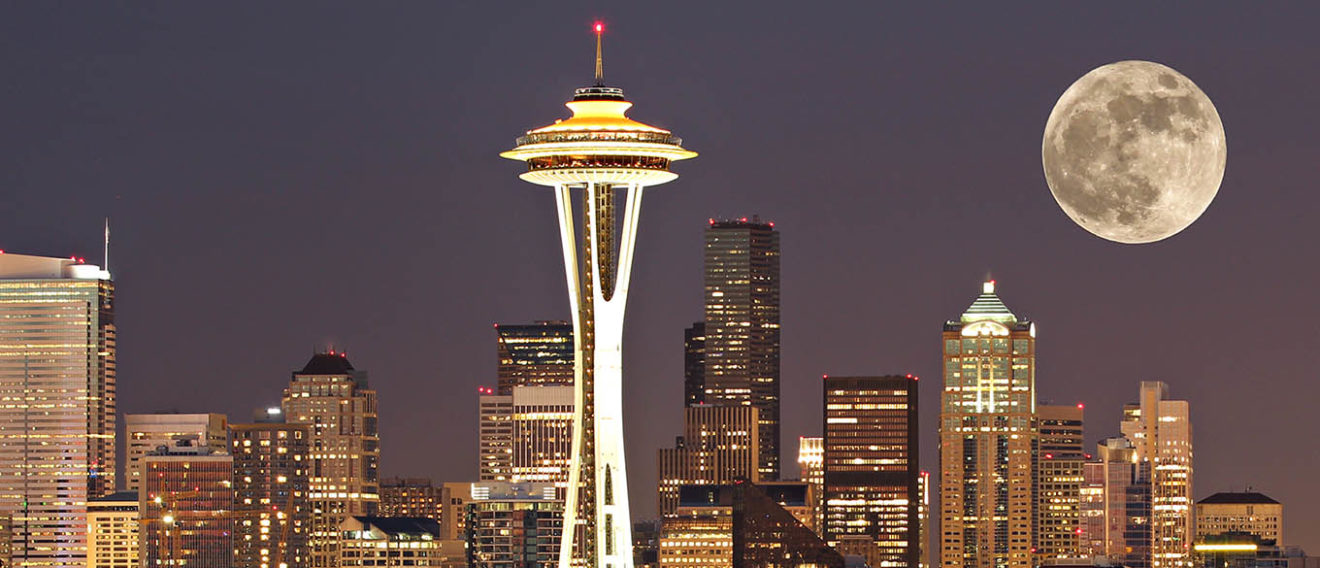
[501, 23, 696, 568]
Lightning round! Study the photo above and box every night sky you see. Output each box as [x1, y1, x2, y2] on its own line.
[2, 3, 1317, 550]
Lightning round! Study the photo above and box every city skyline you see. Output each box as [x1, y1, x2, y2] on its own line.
[1, 2, 1318, 555]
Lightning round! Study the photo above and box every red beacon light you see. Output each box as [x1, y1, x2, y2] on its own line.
[1077, 403, 1085, 409]
[594, 22, 603, 33]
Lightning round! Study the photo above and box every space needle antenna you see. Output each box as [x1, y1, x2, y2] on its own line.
[593, 22, 605, 86]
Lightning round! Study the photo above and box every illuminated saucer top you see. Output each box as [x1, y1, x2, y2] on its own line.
[500, 23, 697, 187]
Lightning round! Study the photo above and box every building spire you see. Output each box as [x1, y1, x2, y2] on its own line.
[103, 217, 110, 272]
[593, 22, 604, 86]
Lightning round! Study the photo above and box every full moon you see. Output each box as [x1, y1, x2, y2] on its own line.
[1042, 60, 1226, 244]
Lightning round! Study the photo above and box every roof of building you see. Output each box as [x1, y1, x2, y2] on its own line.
[299, 352, 355, 375]
[962, 280, 1017, 322]
[350, 516, 440, 537]
[91, 491, 139, 503]
[1198, 491, 1280, 505]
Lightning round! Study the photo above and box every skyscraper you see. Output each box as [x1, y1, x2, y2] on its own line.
[657, 406, 760, 517]
[822, 375, 920, 568]
[702, 218, 781, 480]
[940, 280, 1037, 568]
[0, 253, 114, 568]
[500, 24, 697, 568]
[496, 321, 574, 394]
[1037, 404, 1087, 561]
[230, 420, 312, 568]
[140, 440, 234, 568]
[1120, 382, 1193, 568]
[125, 413, 228, 493]
[282, 352, 380, 568]
[466, 482, 563, 568]
[682, 322, 706, 407]
[796, 437, 824, 536]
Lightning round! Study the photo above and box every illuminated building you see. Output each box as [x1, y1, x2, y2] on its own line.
[380, 478, 445, 522]
[657, 482, 843, 568]
[496, 321, 574, 393]
[439, 483, 472, 542]
[657, 406, 759, 517]
[919, 471, 930, 568]
[1195, 492, 1282, 545]
[822, 374, 919, 568]
[1120, 382, 1193, 568]
[339, 517, 440, 567]
[500, 23, 696, 568]
[702, 218, 781, 481]
[683, 322, 706, 406]
[230, 420, 311, 568]
[1078, 438, 1140, 560]
[796, 436, 823, 536]
[632, 521, 660, 568]
[479, 385, 575, 494]
[0, 252, 114, 568]
[466, 483, 562, 568]
[140, 440, 233, 567]
[1037, 404, 1087, 561]
[87, 491, 139, 568]
[126, 413, 229, 493]
[281, 352, 380, 568]
[478, 390, 513, 482]
[939, 280, 1037, 568]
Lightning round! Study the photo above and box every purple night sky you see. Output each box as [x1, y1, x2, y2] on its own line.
[1, 3, 1316, 550]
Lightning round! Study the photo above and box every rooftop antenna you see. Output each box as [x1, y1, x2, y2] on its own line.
[103, 218, 110, 272]
[593, 22, 605, 86]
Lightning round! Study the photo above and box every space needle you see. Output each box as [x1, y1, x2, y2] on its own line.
[501, 23, 696, 568]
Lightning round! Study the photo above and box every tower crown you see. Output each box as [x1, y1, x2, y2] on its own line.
[500, 25, 695, 187]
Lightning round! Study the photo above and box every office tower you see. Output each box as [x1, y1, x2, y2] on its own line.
[125, 413, 229, 493]
[822, 375, 920, 568]
[230, 420, 312, 568]
[282, 352, 380, 568]
[339, 517, 441, 567]
[496, 321, 574, 394]
[657, 406, 760, 517]
[140, 440, 233, 567]
[702, 218, 781, 481]
[1079, 438, 1141, 560]
[466, 483, 563, 568]
[87, 492, 139, 568]
[479, 385, 575, 490]
[379, 478, 446, 521]
[1037, 404, 1087, 561]
[683, 322, 706, 406]
[477, 390, 513, 482]
[0, 253, 114, 568]
[940, 280, 1037, 568]
[796, 436, 824, 536]
[500, 24, 697, 568]
[657, 482, 844, 568]
[1120, 382, 1193, 568]
[439, 482, 472, 542]
[1195, 492, 1281, 544]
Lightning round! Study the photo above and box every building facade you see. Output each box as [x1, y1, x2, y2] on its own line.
[0, 253, 115, 568]
[939, 281, 1037, 568]
[495, 321, 574, 394]
[657, 483, 843, 568]
[796, 436, 824, 536]
[657, 405, 760, 517]
[701, 218, 781, 481]
[683, 322, 706, 407]
[339, 517, 440, 567]
[282, 352, 380, 568]
[87, 492, 138, 568]
[466, 483, 562, 568]
[140, 442, 233, 568]
[230, 420, 312, 568]
[380, 478, 446, 522]
[1036, 404, 1087, 561]
[1121, 382, 1193, 568]
[822, 375, 920, 568]
[125, 413, 228, 493]
[1195, 492, 1281, 545]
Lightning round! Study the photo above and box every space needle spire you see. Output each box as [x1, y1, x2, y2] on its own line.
[502, 23, 696, 568]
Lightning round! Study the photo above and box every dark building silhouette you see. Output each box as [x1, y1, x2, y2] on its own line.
[495, 321, 574, 394]
[683, 322, 706, 406]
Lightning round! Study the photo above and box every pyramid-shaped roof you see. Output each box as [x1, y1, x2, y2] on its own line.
[961, 281, 1018, 324]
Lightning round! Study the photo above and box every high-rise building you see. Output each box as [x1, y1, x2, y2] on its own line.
[466, 483, 562, 568]
[822, 375, 920, 568]
[1079, 437, 1140, 560]
[500, 23, 698, 567]
[796, 436, 824, 536]
[379, 478, 446, 521]
[140, 441, 233, 568]
[477, 389, 513, 482]
[282, 352, 380, 568]
[683, 322, 706, 406]
[125, 413, 229, 493]
[657, 406, 760, 517]
[478, 385, 575, 491]
[496, 321, 574, 394]
[657, 482, 844, 568]
[0, 253, 114, 568]
[230, 420, 311, 568]
[1037, 404, 1087, 561]
[940, 280, 1037, 568]
[1120, 382, 1193, 568]
[87, 491, 138, 568]
[439, 482, 472, 542]
[1195, 491, 1281, 544]
[701, 218, 781, 481]
[919, 471, 930, 568]
[339, 517, 441, 567]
